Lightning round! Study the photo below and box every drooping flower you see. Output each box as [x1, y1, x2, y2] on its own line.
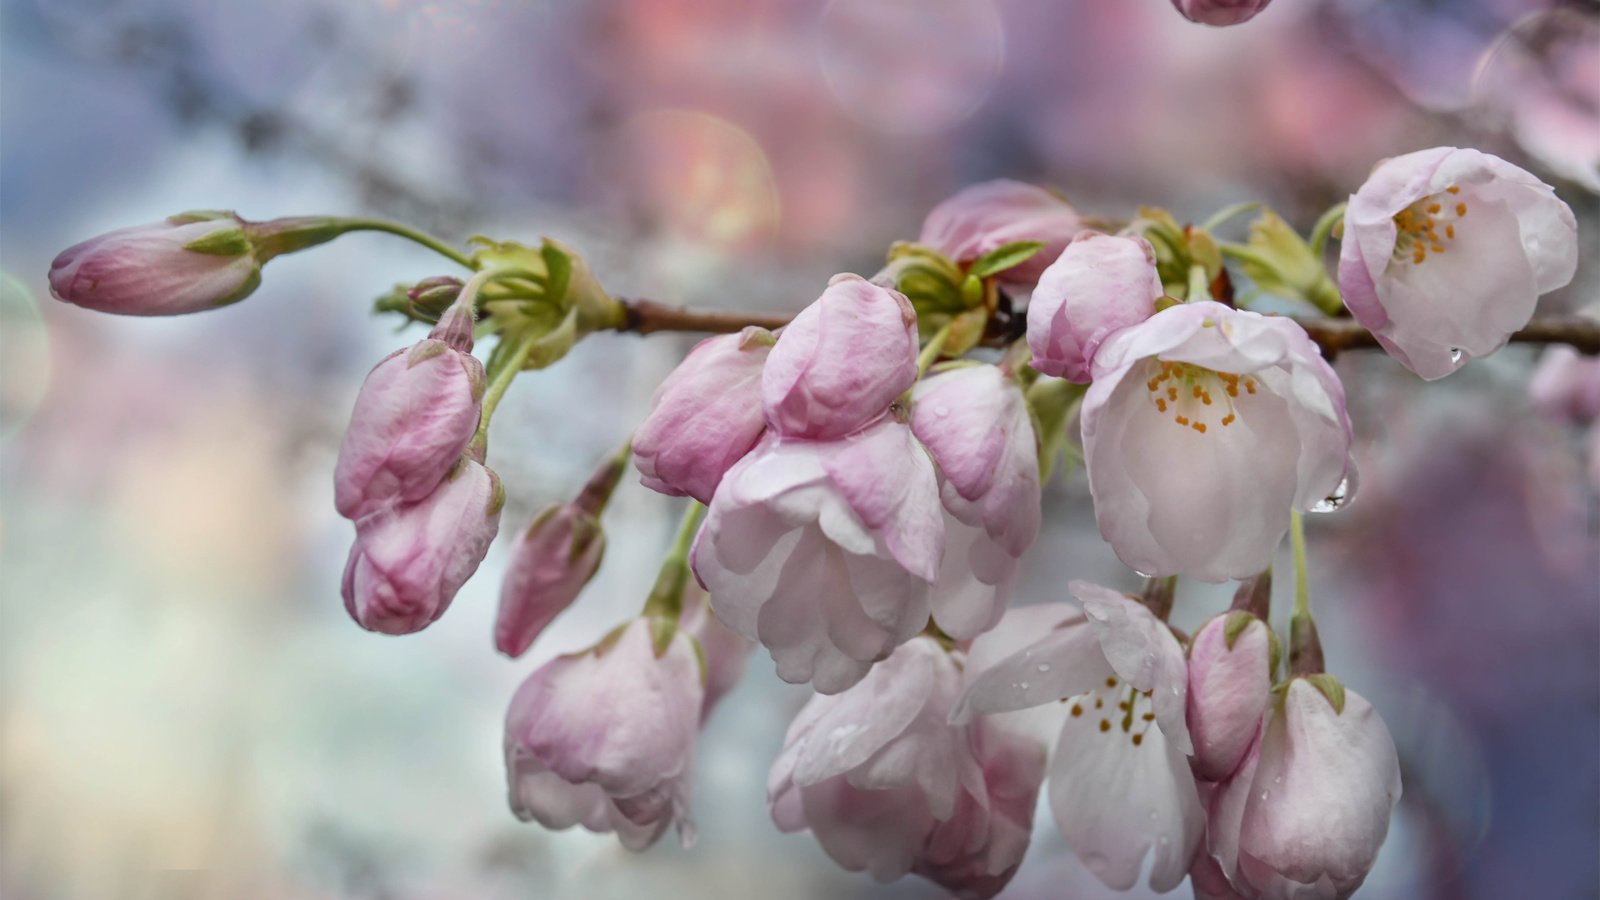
[1187, 611, 1276, 782]
[918, 180, 1087, 287]
[1170, 0, 1274, 26]
[761, 274, 919, 440]
[1206, 678, 1402, 899]
[768, 637, 1046, 900]
[910, 365, 1041, 639]
[495, 447, 628, 658]
[48, 213, 263, 316]
[504, 617, 704, 851]
[634, 326, 774, 504]
[692, 417, 943, 694]
[954, 582, 1204, 893]
[1080, 301, 1354, 582]
[341, 457, 504, 635]
[1337, 146, 1578, 380]
[334, 312, 487, 521]
[1026, 232, 1164, 382]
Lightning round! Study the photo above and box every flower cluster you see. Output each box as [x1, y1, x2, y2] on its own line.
[43, 133, 1585, 898]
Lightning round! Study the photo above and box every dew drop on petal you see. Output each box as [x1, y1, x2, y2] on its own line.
[1260, 790, 1270, 801]
[1037, 663, 1050, 673]
[933, 404, 950, 417]
[1018, 681, 1030, 690]
[1310, 475, 1352, 513]
[1450, 348, 1463, 364]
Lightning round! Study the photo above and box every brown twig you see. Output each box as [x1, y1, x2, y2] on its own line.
[617, 297, 1600, 360]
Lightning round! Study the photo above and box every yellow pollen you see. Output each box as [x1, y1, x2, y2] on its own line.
[1446, 225, 1455, 239]
[1094, 699, 1103, 709]
[1245, 380, 1257, 394]
[1071, 704, 1083, 717]
[1427, 203, 1441, 214]
[1156, 399, 1167, 412]
[1131, 733, 1144, 746]
[1456, 202, 1467, 216]
[1175, 415, 1189, 426]
[1105, 677, 1117, 688]
[1431, 242, 1445, 253]
[1147, 377, 1161, 391]
[1099, 719, 1111, 732]
[1167, 386, 1178, 401]
[1192, 422, 1207, 433]
[1142, 712, 1155, 722]
[1447, 185, 1460, 194]
[1222, 413, 1236, 426]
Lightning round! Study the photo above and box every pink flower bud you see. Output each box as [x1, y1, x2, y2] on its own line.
[1081, 302, 1354, 582]
[1187, 613, 1274, 782]
[1209, 679, 1402, 899]
[918, 179, 1086, 286]
[494, 504, 605, 658]
[768, 638, 1045, 899]
[333, 337, 486, 521]
[1170, 0, 1273, 26]
[504, 618, 704, 851]
[762, 275, 918, 440]
[1530, 345, 1600, 423]
[49, 214, 262, 316]
[634, 326, 773, 504]
[1026, 232, 1163, 383]
[341, 458, 504, 635]
[1338, 146, 1578, 380]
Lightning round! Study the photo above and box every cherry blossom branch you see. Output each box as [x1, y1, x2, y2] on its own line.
[615, 297, 1600, 359]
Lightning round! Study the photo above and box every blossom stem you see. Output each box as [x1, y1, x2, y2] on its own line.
[1200, 201, 1262, 233]
[575, 440, 633, 515]
[643, 501, 707, 622]
[917, 321, 955, 376]
[1287, 509, 1326, 676]
[1308, 202, 1347, 258]
[1290, 511, 1309, 620]
[472, 328, 538, 455]
[333, 218, 477, 269]
[1186, 263, 1211, 303]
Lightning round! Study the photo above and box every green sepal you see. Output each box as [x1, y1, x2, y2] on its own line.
[1026, 376, 1088, 483]
[167, 209, 237, 225]
[522, 307, 580, 370]
[943, 306, 988, 356]
[968, 240, 1044, 280]
[406, 341, 450, 367]
[1299, 673, 1346, 715]
[650, 615, 679, 658]
[540, 241, 573, 311]
[182, 227, 253, 257]
[209, 267, 262, 308]
[1222, 610, 1258, 650]
[1239, 209, 1342, 315]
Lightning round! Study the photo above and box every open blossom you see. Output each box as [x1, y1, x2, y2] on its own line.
[1081, 301, 1353, 582]
[341, 458, 503, 635]
[1338, 146, 1578, 380]
[1027, 232, 1164, 382]
[334, 320, 487, 521]
[918, 179, 1087, 286]
[504, 617, 703, 851]
[1207, 678, 1402, 899]
[955, 583, 1203, 893]
[762, 274, 918, 440]
[911, 365, 1041, 639]
[48, 213, 262, 315]
[1170, 0, 1273, 26]
[634, 326, 773, 504]
[1187, 612, 1275, 782]
[769, 638, 1046, 900]
[692, 417, 943, 694]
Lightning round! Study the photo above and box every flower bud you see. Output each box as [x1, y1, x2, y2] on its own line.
[333, 332, 487, 521]
[918, 179, 1085, 287]
[49, 213, 263, 316]
[761, 275, 918, 440]
[1170, 0, 1273, 26]
[1026, 232, 1163, 383]
[634, 327, 773, 504]
[494, 448, 628, 658]
[341, 458, 504, 635]
[1187, 612, 1275, 781]
[407, 275, 465, 318]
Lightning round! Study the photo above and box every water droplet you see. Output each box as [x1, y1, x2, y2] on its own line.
[934, 404, 950, 417]
[1148, 809, 1158, 821]
[1170, 685, 1182, 695]
[1274, 776, 1282, 785]
[1018, 681, 1030, 690]
[1309, 473, 1354, 514]
[1260, 790, 1270, 801]
[1037, 663, 1050, 673]
[1450, 348, 1463, 364]
[1158, 836, 1171, 847]
[1133, 569, 1153, 578]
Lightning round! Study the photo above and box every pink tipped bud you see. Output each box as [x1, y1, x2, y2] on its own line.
[761, 275, 919, 440]
[49, 213, 262, 316]
[634, 326, 772, 504]
[341, 458, 504, 635]
[918, 179, 1086, 287]
[334, 338, 487, 521]
[495, 504, 604, 657]
[1026, 232, 1163, 383]
[1187, 612, 1275, 781]
[1170, 0, 1273, 26]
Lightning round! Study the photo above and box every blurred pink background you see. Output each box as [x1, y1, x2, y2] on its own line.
[1, 1, 1597, 898]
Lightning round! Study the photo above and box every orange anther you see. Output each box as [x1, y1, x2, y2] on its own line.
[1156, 399, 1167, 412]
[1222, 414, 1236, 426]
[1446, 225, 1455, 239]
[1245, 381, 1257, 394]
[1168, 387, 1178, 401]
[1175, 415, 1189, 426]
[1431, 243, 1445, 253]
[1447, 185, 1460, 194]
[1456, 202, 1467, 216]
[1192, 422, 1207, 433]
[1427, 203, 1441, 214]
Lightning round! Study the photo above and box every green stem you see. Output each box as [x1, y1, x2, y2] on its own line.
[643, 502, 707, 621]
[1218, 242, 1275, 270]
[1186, 263, 1211, 303]
[1308, 202, 1347, 258]
[917, 321, 955, 376]
[473, 330, 538, 450]
[334, 218, 477, 269]
[1290, 510, 1310, 620]
[1201, 201, 1262, 233]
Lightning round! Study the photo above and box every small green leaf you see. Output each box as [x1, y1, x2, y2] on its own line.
[968, 240, 1045, 280]
[540, 240, 573, 307]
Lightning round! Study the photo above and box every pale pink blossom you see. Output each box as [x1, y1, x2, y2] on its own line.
[1170, 0, 1273, 26]
[955, 583, 1203, 893]
[634, 326, 773, 504]
[1081, 302, 1354, 582]
[334, 325, 486, 521]
[692, 418, 943, 694]
[679, 585, 753, 721]
[1027, 232, 1164, 382]
[769, 637, 1045, 899]
[911, 365, 1041, 639]
[341, 458, 503, 635]
[1187, 612, 1275, 782]
[1530, 345, 1600, 423]
[918, 179, 1087, 286]
[1207, 679, 1402, 899]
[1338, 146, 1578, 380]
[48, 214, 262, 316]
[504, 617, 703, 851]
[762, 275, 918, 440]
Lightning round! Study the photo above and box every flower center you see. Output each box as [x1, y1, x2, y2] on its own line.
[1393, 184, 1467, 266]
[1145, 360, 1254, 435]
[1067, 678, 1157, 747]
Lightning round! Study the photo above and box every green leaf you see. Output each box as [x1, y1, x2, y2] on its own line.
[523, 307, 580, 370]
[540, 240, 573, 307]
[968, 240, 1044, 280]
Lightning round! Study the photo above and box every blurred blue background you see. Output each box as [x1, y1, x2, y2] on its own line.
[1, 1, 1597, 898]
